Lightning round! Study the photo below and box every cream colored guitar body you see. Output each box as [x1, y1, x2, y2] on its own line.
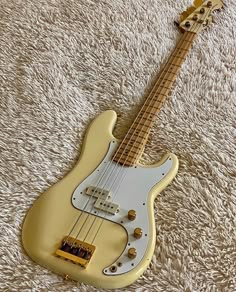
[22, 110, 178, 289]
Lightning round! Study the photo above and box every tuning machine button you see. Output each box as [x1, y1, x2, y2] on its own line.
[200, 7, 205, 14]
[207, 1, 212, 7]
[128, 210, 136, 221]
[134, 228, 143, 239]
[128, 248, 137, 259]
[185, 21, 191, 28]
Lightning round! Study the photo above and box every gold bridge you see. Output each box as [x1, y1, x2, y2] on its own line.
[55, 236, 96, 268]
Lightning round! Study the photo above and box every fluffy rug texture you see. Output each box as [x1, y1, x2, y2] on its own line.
[0, 0, 235, 291]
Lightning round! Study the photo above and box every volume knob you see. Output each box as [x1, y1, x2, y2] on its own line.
[128, 248, 137, 259]
[128, 210, 136, 221]
[134, 228, 143, 239]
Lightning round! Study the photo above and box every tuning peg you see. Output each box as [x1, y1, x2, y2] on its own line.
[193, 0, 203, 7]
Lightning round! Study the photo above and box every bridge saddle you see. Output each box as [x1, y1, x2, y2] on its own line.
[55, 236, 96, 268]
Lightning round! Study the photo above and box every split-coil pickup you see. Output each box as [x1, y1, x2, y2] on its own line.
[85, 186, 119, 215]
[85, 186, 110, 200]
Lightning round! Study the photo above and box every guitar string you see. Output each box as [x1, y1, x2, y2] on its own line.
[66, 5, 211, 247]
[71, 8, 206, 245]
[88, 8, 213, 245]
[79, 32, 190, 244]
[81, 29, 197, 244]
[81, 33, 194, 243]
[88, 32, 196, 244]
[66, 32, 189, 246]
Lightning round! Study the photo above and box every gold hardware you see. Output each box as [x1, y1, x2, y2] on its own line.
[128, 248, 137, 259]
[64, 274, 69, 280]
[193, 14, 198, 21]
[128, 210, 136, 221]
[207, 1, 212, 7]
[185, 21, 191, 28]
[134, 228, 143, 239]
[200, 7, 205, 14]
[55, 236, 96, 268]
[110, 265, 117, 273]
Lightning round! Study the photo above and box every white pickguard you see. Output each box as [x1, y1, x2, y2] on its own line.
[72, 141, 173, 275]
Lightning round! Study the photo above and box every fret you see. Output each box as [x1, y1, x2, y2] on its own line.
[113, 151, 141, 162]
[167, 63, 181, 69]
[160, 79, 173, 87]
[125, 137, 146, 146]
[163, 77, 174, 83]
[176, 46, 189, 52]
[126, 132, 149, 140]
[158, 84, 172, 90]
[173, 55, 185, 61]
[138, 116, 153, 123]
[120, 140, 144, 151]
[116, 148, 140, 156]
[155, 89, 170, 97]
[163, 70, 177, 76]
[138, 110, 157, 117]
[119, 143, 143, 151]
[132, 121, 152, 129]
[141, 103, 162, 113]
[175, 51, 188, 59]
[131, 129, 149, 135]
[113, 156, 137, 166]
[154, 92, 168, 98]
[182, 38, 192, 44]
[163, 67, 179, 74]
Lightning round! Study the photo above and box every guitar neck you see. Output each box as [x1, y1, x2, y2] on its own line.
[113, 31, 197, 166]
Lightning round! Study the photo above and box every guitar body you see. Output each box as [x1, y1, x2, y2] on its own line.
[22, 110, 178, 289]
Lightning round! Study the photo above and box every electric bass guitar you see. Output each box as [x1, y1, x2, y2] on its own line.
[22, 0, 223, 289]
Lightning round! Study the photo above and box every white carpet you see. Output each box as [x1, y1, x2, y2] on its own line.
[0, 0, 235, 291]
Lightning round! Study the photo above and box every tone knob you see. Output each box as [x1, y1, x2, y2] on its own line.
[134, 228, 143, 239]
[128, 248, 137, 259]
[128, 210, 136, 221]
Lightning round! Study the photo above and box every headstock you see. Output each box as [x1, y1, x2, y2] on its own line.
[178, 0, 223, 33]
